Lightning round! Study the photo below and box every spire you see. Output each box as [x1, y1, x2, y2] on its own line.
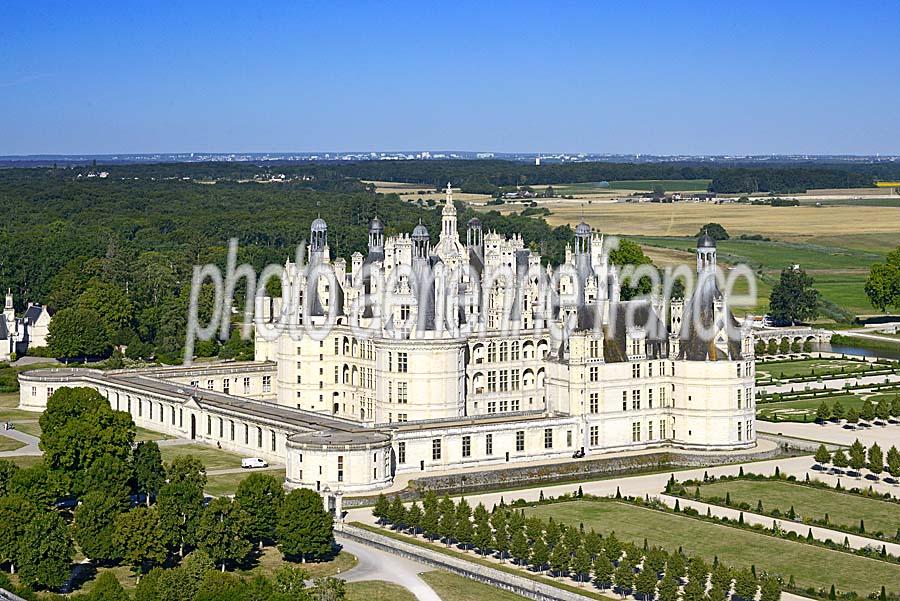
[445, 181, 453, 205]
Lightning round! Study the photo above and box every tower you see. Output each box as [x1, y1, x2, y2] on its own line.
[441, 182, 458, 242]
[411, 219, 430, 262]
[310, 217, 328, 255]
[368, 215, 384, 255]
[696, 230, 717, 274]
[466, 217, 483, 255]
[3, 289, 13, 325]
[574, 218, 592, 280]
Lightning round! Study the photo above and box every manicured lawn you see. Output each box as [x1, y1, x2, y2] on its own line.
[10, 420, 41, 438]
[756, 358, 870, 380]
[135, 426, 176, 442]
[420, 570, 530, 601]
[3, 455, 42, 468]
[756, 394, 865, 422]
[347, 580, 416, 601]
[695, 479, 900, 537]
[0, 433, 25, 452]
[523, 500, 900, 595]
[235, 546, 357, 580]
[159, 443, 244, 471]
[0, 392, 36, 421]
[205, 469, 286, 497]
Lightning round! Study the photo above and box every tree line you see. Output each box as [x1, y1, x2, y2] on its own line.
[0, 387, 336, 597]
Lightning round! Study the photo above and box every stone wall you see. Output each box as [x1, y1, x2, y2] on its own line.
[337, 523, 599, 601]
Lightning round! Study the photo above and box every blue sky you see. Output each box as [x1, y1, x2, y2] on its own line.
[2, 1, 899, 155]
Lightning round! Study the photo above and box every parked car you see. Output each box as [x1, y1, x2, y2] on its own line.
[241, 457, 269, 469]
[572, 448, 585, 459]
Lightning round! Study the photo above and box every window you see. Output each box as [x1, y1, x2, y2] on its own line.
[190, 380, 199, 388]
[632, 364, 640, 378]
[589, 426, 599, 446]
[218, 417, 223, 438]
[388, 381, 393, 402]
[648, 421, 654, 440]
[487, 343, 496, 363]
[487, 400, 497, 414]
[622, 391, 628, 411]
[660, 386, 666, 407]
[632, 422, 641, 442]
[171, 407, 176, 425]
[397, 352, 408, 373]
[589, 366, 599, 382]
[589, 392, 599, 413]
[398, 442, 406, 464]
[737, 389, 742, 409]
[272, 430, 276, 451]
[648, 388, 653, 408]
[544, 428, 553, 449]
[397, 413, 407, 422]
[737, 363, 742, 378]
[245, 424, 249, 444]
[487, 371, 497, 392]
[589, 339, 600, 358]
[398, 382, 408, 404]
[262, 376, 271, 393]
[659, 361, 665, 376]
[207, 379, 214, 390]
[485, 434, 493, 456]
[516, 430, 525, 452]
[149, 403, 153, 420]
[632, 389, 640, 410]
[223, 378, 230, 394]
[511, 342, 520, 360]
[462, 435, 471, 458]
[257, 427, 263, 448]
[500, 399, 508, 413]
[566, 430, 573, 447]
[511, 369, 520, 391]
[648, 362, 653, 378]
[334, 366, 339, 384]
[243, 377, 251, 394]
[337, 456, 344, 482]
[737, 422, 743, 441]
[207, 416, 212, 435]
[499, 342, 508, 362]
[432, 438, 442, 460]
[747, 420, 753, 439]
[660, 419, 667, 439]
[511, 399, 520, 412]
[230, 420, 235, 440]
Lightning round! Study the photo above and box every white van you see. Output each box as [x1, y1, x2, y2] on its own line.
[241, 457, 268, 469]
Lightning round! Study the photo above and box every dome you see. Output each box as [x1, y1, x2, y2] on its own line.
[467, 217, 482, 228]
[697, 231, 716, 248]
[412, 220, 430, 240]
[575, 220, 591, 236]
[311, 217, 328, 232]
[368, 215, 384, 233]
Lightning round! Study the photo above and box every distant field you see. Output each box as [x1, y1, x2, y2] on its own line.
[695, 479, 900, 536]
[524, 500, 900, 595]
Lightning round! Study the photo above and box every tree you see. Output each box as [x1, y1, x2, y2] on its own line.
[892, 396, 900, 418]
[832, 399, 846, 420]
[76, 279, 134, 339]
[816, 401, 831, 422]
[134, 441, 166, 506]
[593, 553, 614, 589]
[235, 472, 285, 548]
[454, 498, 473, 549]
[733, 568, 758, 601]
[658, 573, 680, 601]
[572, 546, 592, 583]
[886, 445, 900, 478]
[7, 461, 68, 508]
[491, 509, 509, 561]
[114, 506, 169, 576]
[510, 528, 529, 565]
[549, 540, 569, 576]
[47, 306, 112, 359]
[832, 448, 849, 469]
[421, 490, 440, 540]
[682, 577, 706, 601]
[166, 455, 207, 491]
[86, 571, 131, 601]
[861, 400, 876, 422]
[18, 510, 75, 590]
[195, 497, 253, 571]
[634, 565, 658, 599]
[277, 488, 334, 562]
[437, 496, 456, 544]
[759, 576, 781, 601]
[846, 408, 859, 424]
[531, 537, 550, 572]
[614, 558, 634, 593]
[388, 496, 405, 529]
[876, 399, 892, 421]
[0, 495, 39, 574]
[868, 443, 884, 475]
[310, 576, 346, 601]
[157, 480, 204, 557]
[74, 491, 125, 564]
[814, 444, 831, 466]
[0, 459, 18, 497]
[768, 267, 820, 325]
[864, 248, 900, 311]
[472, 503, 493, 554]
[609, 239, 655, 300]
[698, 223, 729, 241]
[849, 439, 867, 472]
[406, 502, 423, 535]
[373, 494, 389, 526]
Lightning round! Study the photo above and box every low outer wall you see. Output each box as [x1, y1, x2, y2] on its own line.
[337, 523, 598, 601]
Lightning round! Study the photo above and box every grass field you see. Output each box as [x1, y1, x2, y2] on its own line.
[135, 426, 176, 442]
[205, 469, 286, 496]
[694, 479, 900, 536]
[347, 580, 416, 601]
[2, 455, 41, 468]
[420, 570, 530, 601]
[523, 500, 900, 595]
[159, 443, 245, 471]
[0, 433, 25, 452]
[11, 420, 40, 438]
[756, 394, 865, 422]
[756, 359, 873, 380]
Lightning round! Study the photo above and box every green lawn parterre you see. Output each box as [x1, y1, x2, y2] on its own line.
[420, 570, 531, 601]
[693, 479, 900, 537]
[159, 443, 245, 471]
[523, 500, 900, 596]
[755, 394, 867, 422]
[347, 580, 417, 601]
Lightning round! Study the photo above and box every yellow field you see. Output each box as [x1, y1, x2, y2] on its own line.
[364, 180, 492, 203]
[539, 200, 900, 242]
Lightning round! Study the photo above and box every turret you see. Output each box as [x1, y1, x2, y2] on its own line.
[466, 217, 483, 254]
[3, 289, 13, 324]
[412, 219, 430, 261]
[696, 230, 716, 274]
[310, 217, 328, 254]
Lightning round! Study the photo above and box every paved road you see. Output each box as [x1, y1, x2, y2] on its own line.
[336, 535, 442, 601]
[0, 427, 41, 457]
